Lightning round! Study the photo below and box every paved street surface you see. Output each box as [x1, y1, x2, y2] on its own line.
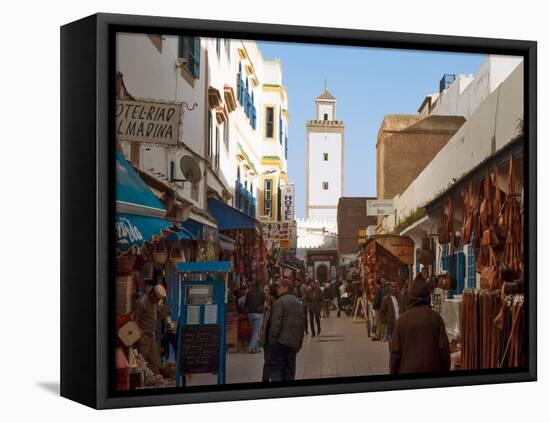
[188, 313, 389, 386]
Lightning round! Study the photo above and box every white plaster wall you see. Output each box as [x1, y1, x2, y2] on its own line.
[386, 62, 523, 230]
[263, 60, 282, 84]
[308, 132, 342, 207]
[319, 103, 335, 120]
[430, 55, 522, 120]
[204, 37, 238, 193]
[117, 34, 206, 155]
[489, 55, 524, 91]
[296, 218, 338, 249]
[116, 33, 207, 209]
[310, 208, 338, 221]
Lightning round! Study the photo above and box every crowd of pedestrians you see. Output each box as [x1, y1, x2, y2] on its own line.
[242, 270, 450, 382]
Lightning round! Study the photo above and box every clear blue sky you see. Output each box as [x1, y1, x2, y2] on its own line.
[256, 41, 485, 219]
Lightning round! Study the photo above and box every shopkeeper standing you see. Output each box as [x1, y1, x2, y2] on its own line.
[133, 284, 172, 375]
[245, 281, 266, 354]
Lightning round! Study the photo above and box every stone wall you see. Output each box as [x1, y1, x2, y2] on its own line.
[376, 114, 466, 200]
[337, 197, 378, 255]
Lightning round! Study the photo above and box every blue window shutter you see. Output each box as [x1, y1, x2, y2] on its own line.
[285, 135, 288, 159]
[467, 244, 476, 288]
[455, 251, 465, 295]
[279, 109, 283, 144]
[239, 79, 243, 104]
[415, 248, 420, 275]
[178, 36, 185, 58]
[442, 243, 449, 272]
[192, 37, 200, 78]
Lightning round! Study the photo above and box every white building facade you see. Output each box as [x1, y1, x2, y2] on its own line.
[305, 90, 344, 221]
[418, 55, 523, 120]
[116, 33, 292, 244]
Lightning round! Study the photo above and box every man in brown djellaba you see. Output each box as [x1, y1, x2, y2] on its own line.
[389, 274, 450, 374]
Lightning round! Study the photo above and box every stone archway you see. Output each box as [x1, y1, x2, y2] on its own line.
[316, 263, 329, 283]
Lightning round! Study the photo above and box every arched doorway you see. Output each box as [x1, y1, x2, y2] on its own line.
[316, 264, 329, 283]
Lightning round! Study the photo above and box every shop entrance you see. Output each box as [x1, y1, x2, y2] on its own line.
[316, 263, 329, 283]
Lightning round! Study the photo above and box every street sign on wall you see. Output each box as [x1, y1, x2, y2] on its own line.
[116, 99, 182, 145]
[366, 199, 395, 216]
[280, 184, 295, 223]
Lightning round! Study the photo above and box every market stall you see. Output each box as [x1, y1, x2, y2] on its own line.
[207, 198, 270, 352]
[115, 149, 194, 390]
[429, 142, 525, 371]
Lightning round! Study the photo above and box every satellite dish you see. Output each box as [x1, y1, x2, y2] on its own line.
[179, 155, 203, 184]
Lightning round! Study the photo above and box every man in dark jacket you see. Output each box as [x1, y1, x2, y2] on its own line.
[268, 278, 305, 381]
[390, 274, 451, 374]
[293, 277, 309, 335]
[305, 279, 322, 336]
[380, 281, 405, 351]
[372, 278, 389, 341]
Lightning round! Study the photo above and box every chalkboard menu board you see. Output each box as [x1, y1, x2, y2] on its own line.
[180, 324, 221, 374]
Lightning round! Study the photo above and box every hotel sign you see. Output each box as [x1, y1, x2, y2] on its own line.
[280, 184, 295, 223]
[116, 99, 182, 145]
[366, 199, 395, 216]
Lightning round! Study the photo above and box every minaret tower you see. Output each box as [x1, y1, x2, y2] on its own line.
[305, 83, 344, 221]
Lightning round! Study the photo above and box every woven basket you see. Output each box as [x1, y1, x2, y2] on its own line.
[117, 253, 136, 276]
[169, 247, 184, 266]
[152, 241, 168, 267]
[116, 275, 134, 315]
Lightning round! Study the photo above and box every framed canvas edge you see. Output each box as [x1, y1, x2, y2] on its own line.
[61, 12, 537, 409]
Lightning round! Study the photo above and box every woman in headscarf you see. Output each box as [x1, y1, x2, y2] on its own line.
[389, 274, 450, 374]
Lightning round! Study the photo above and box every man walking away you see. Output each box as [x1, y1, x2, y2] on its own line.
[390, 274, 450, 374]
[268, 279, 305, 381]
[331, 278, 342, 317]
[380, 281, 405, 351]
[259, 284, 278, 382]
[321, 282, 333, 317]
[294, 276, 309, 335]
[305, 279, 322, 336]
[245, 281, 265, 353]
[372, 278, 389, 341]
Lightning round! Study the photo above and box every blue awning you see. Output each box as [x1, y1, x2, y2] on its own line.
[180, 218, 204, 240]
[116, 149, 166, 213]
[177, 261, 232, 273]
[166, 226, 195, 241]
[116, 212, 175, 252]
[207, 199, 258, 230]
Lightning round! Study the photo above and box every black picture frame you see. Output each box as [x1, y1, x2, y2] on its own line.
[60, 12, 537, 409]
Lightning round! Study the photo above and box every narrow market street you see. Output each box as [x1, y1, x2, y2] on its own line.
[110, 32, 526, 392]
[187, 314, 388, 386]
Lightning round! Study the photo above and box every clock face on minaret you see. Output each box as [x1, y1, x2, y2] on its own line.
[306, 88, 345, 221]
